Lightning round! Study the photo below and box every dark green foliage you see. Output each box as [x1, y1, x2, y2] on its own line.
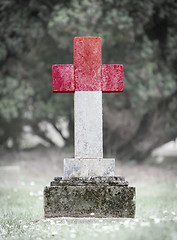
[0, 0, 176, 160]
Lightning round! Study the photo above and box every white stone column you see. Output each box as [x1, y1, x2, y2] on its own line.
[64, 91, 115, 178]
[74, 91, 103, 159]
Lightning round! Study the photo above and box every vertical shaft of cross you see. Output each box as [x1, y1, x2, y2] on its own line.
[63, 37, 115, 177]
[74, 91, 103, 159]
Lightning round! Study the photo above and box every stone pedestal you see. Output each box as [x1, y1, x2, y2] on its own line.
[44, 177, 136, 218]
[43, 91, 136, 218]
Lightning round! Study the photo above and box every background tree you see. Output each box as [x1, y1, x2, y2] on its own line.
[0, 0, 176, 161]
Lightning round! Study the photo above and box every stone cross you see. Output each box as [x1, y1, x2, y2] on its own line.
[52, 37, 123, 178]
[44, 37, 135, 219]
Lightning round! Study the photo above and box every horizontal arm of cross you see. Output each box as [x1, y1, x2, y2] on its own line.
[52, 37, 123, 93]
[52, 64, 123, 93]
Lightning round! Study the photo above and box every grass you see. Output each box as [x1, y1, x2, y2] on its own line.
[0, 178, 177, 240]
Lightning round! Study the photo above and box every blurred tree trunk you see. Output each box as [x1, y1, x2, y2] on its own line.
[104, 90, 177, 161]
[64, 114, 74, 148]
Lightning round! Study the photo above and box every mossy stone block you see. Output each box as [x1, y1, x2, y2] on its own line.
[44, 178, 135, 218]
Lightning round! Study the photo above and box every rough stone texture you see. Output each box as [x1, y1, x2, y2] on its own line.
[74, 91, 103, 159]
[102, 64, 123, 92]
[44, 177, 136, 218]
[52, 64, 74, 93]
[51, 176, 128, 186]
[64, 158, 115, 178]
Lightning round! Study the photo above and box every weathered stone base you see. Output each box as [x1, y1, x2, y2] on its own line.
[44, 177, 136, 218]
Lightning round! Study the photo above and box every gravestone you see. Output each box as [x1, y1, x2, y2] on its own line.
[44, 37, 136, 218]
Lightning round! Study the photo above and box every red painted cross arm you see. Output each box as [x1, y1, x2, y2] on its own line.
[102, 64, 123, 92]
[52, 37, 123, 93]
[52, 65, 75, 93]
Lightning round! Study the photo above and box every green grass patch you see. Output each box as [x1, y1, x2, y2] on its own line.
[0, 180, 177, 240]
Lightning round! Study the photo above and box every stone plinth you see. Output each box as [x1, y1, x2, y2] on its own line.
[64, 159, 115, 178]
[44, 177, 136, 218]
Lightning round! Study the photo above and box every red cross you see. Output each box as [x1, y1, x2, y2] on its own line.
[52, 37, 123, 93]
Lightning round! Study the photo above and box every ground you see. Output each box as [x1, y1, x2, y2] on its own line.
[0, 147, 177, 239]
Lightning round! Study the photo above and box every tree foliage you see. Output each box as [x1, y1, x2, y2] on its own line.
[0, 0, 177, 160]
